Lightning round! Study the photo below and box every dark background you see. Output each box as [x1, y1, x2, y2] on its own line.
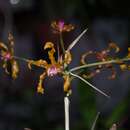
[0, 0, 130, 130]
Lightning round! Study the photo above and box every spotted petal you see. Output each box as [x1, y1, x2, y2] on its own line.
[64, 51, 72, 65]
[11, 59, 19, 79]
[63, 75, 71, 95]
[44, 42, 56, 64]
[108, 42, 120, 53]
[0, 42, 8, 51]
[37, 72, 46, 94]
[28, 59, 48, 69]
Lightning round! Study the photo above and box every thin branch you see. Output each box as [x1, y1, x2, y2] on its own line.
[67, 28, 88, 51]
[13, 56, 30, 63]
[91, 112, 100, 130]
[69, 57, 130, 72]
[64, 96, 70, 130]
[69, 72, 110, 98]
[13, 56, 44, 69]
[60, 32, 65, 54]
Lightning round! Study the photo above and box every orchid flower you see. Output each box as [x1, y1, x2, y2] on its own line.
[81, 42, 120, 79]
[51, 20, 74, 34]
[0, 33, 19, 79]
[28, 41, 72, 94]
[26, 21, 109, 98]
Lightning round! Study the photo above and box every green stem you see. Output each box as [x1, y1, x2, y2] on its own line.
[13, 56, 44, 69]
[69, 57, 130, 72]
[91, 112, 100, 130]
[13, 56, 30, 62]
[60, 32, 65, 54]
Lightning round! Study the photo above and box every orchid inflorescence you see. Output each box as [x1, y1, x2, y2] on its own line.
[0, 21, 130, 98]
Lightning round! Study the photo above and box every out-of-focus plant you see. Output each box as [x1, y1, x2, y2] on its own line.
[0, 21, 130, 130]
[103, 90, 130, 130]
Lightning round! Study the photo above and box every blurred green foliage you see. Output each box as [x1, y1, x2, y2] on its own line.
[77, 79, 97, 130]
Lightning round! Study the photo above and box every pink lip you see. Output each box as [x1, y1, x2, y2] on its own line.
[47, 66, 58, 77]
[58, 21, 64, 31]
[4, 53, 11, 60]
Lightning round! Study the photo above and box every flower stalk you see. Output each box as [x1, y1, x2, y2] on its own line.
[60, 32, 65, 54]
[69, 57, 130, 72]
[64, 96, 70, 130]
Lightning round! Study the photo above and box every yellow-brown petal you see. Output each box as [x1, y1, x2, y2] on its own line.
[44, 42, 56, 64]
[8, 33, 15, 56]
[44, 42, 55, 50]
[2, 61, 10, 74]
[37, 72, 46, 94]
[51, 21, 57, 30]
[63, 24, 74, 32]
[11, 59, 19, 79]
[81, 51, 93, 64]
[109, 42, 120, 53]
[63, 75, 71, 93]
[120, 64, 127, 70]
[0, 42, 8, 51]
[127, 47, 130, 58]
[37, 85, 44, 94]
[127, 65, 130, 70]
[51, 21, 74, 33]
[64, 51, 72, 65]
[8, 32, 14, 46]
[83, 72, 96, 79]
[28, 59, 48, 69]
[106, 65, 116, 79]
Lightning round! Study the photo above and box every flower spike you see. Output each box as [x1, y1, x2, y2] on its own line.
[0, 22, 129, 99]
